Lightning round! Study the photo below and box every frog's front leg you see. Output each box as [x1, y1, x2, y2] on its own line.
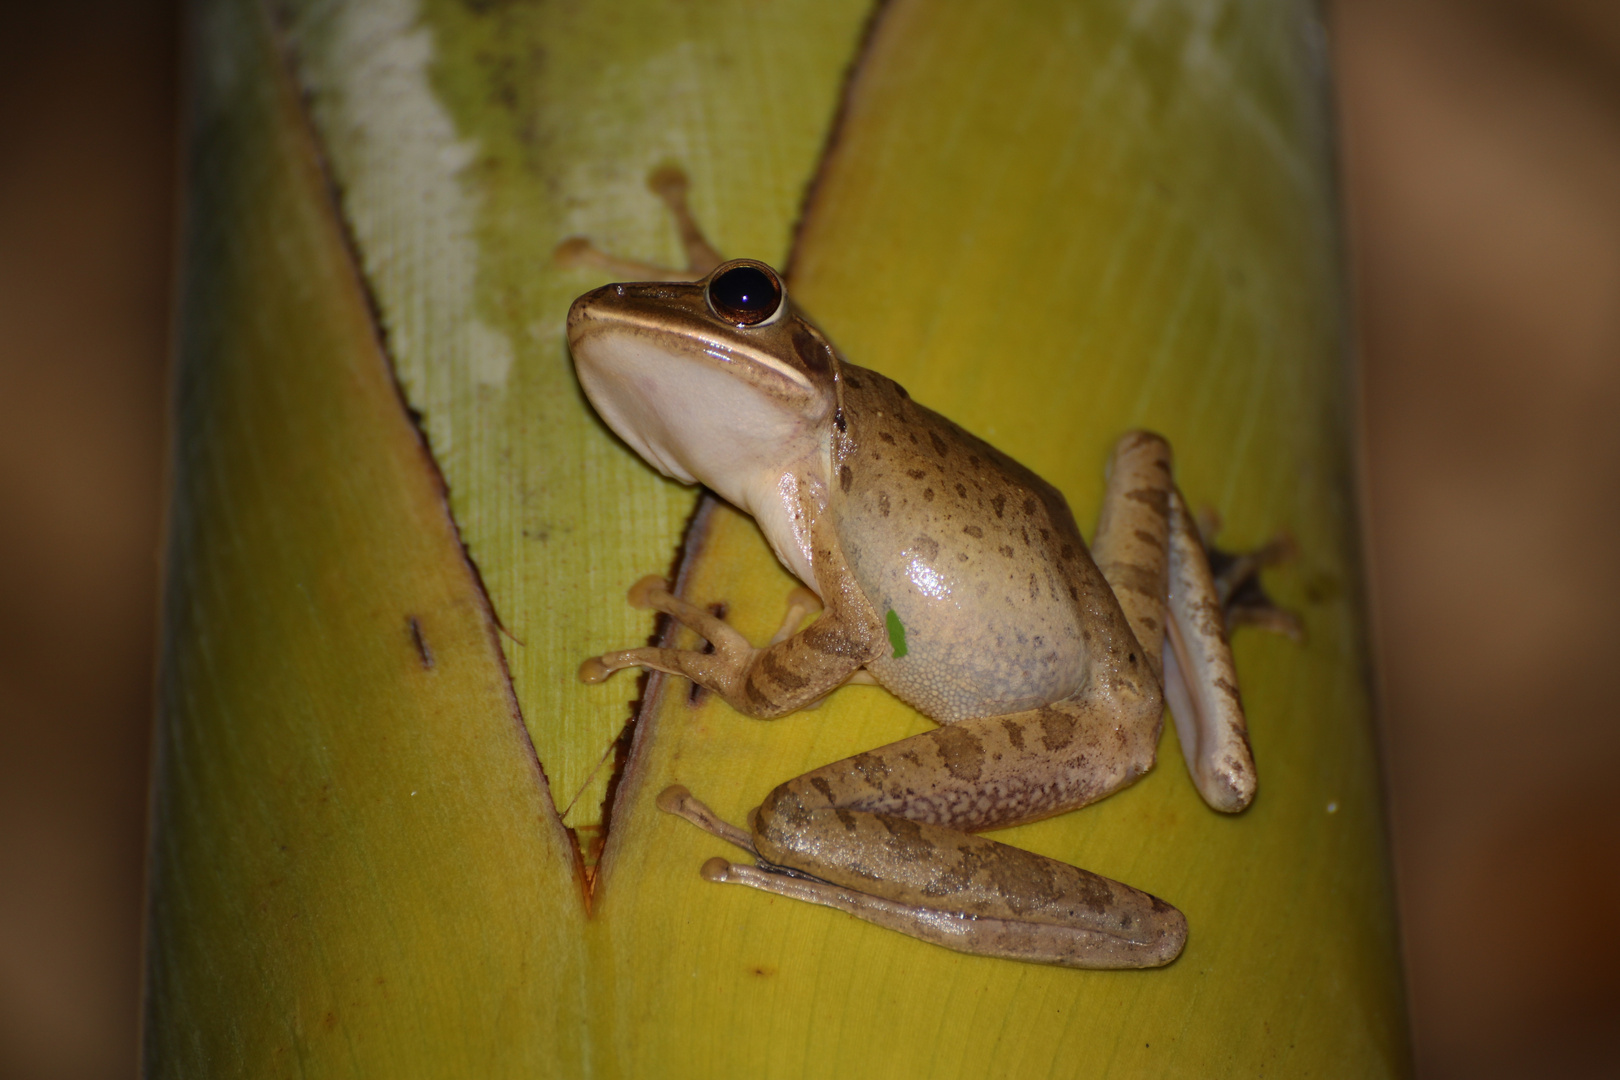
[581, 569, 884, 719]
[661, 689, 1183, 969]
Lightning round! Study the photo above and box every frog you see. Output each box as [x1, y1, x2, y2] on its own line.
[559, 167, 1273, 969]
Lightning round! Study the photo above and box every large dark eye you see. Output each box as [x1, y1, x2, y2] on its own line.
[706, 261, 783, 326]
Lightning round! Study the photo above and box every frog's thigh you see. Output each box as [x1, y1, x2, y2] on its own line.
[1163, 488, 1257, 812]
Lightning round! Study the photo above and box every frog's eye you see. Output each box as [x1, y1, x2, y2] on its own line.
[706, 260, 784, 327]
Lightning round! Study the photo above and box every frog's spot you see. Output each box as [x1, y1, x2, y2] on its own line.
[913, 535, 940, 560]
[908, 432, 919, 444]
[1000, 717, 1027, 751]
[957, 553, 969, 562]
[906, 468, 927, 480]
[839, 465, 853, 493]
[1141, 615, 1158, 631]
[991, 494, 1006, 518]
[1020, 527, 1031, 546]
[985, 844, 1063, 914]
[761, 651, 809, 692]
[963, 525, 984, 538]
[1134, 527, 1159, 547]
[879, 431, 895, 444]
[1023, 497, 1037, 515]
[999, 545, 1014, 558]
[930, 431, 949, 457]
[955, 483, 967, 498]
[1060, 543, 1076, 560]
[852, 751, 892, 787]
[1214, 676, 1243, 702]
[1037, 707, 1077, 752]
[923, 488, 935, 501]
[834, 808, 859, 833]
[1125, 486, 1170, 519]
[877, 815, 933, 860]
[845, 374, 863, 389]
[934, 725, 985, 782]
[809, 776, 836, 805]
[878, 492, 891, 517]
[1029, 573, 1040, 600]
[791, 324, 830, 373]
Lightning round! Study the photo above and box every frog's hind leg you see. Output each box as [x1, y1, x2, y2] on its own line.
[678, 691, 1183, 969]
[1163, 490, 1258, 812]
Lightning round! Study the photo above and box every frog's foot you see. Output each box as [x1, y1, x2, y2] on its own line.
[656, 784, 758, 857]
[1195, 508, 1304, 641]
[553, 164, 723, 282]
[578, 575, 758, 689]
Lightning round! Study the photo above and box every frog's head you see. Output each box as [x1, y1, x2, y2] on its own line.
[567, 259, 842, 507]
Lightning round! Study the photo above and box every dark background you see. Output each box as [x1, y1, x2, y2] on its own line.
[1, 0, 1616, 1076]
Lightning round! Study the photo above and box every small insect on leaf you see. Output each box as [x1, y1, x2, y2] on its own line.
[885, 609, 908, 659]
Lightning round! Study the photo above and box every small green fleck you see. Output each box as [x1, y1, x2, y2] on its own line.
[885, 609, 908, 658]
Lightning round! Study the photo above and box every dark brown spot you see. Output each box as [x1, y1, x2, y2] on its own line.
[930, 431, 948, 457]
[834, 808, 859, 833]
[844, 374, 863, 389]
[809, 776, 836, 805]
[1215, 676, 1243, 703]
[913, 535, 940, 561]
[1068, 584, 1079, 600]
[955, 483, 967, 498]
[906, 468, 926, 480]
[1020, 527, 1031, 546]
[923, 488, 935, 501]
[879, 431, 895, 444]
[963, 525, 984, 538]
[908, 432, 918, 444]
[991, 494, 1006, 518]
[999, 545, 1014, 558]
[1134, 528, 1160, 548]
[1060, 544, 1075, 560]
[791, 324, 830, 373]
[878, 492, 891, 517]
[851, 751, 891, 788]
[1000, 717, 1026, 751]
[934, 725, 986, 782]
[1037, 707, 1077, 752]
[760, 650, 808, 692]
[1125, 486, 1170, 519]
[1029, 573, 1040, 600]
[839, 465, 853, 492]
[968, 455, 981, 469]
[1023, 497, 1036, 515]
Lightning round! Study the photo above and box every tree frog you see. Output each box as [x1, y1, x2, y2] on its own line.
[561, 169, 1272, 969]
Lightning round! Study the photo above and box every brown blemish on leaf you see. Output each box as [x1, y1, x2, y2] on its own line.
[406, 615, 434, 669]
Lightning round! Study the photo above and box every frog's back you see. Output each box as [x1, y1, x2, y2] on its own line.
[830, 368, 1116, 723]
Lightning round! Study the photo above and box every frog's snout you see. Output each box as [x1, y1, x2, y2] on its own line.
[565, 284, 617, 351]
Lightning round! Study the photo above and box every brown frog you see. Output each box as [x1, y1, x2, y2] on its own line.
[563, 176, 1262, 968]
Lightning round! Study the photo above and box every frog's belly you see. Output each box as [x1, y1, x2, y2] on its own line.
[857, 556, 1088, 724]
